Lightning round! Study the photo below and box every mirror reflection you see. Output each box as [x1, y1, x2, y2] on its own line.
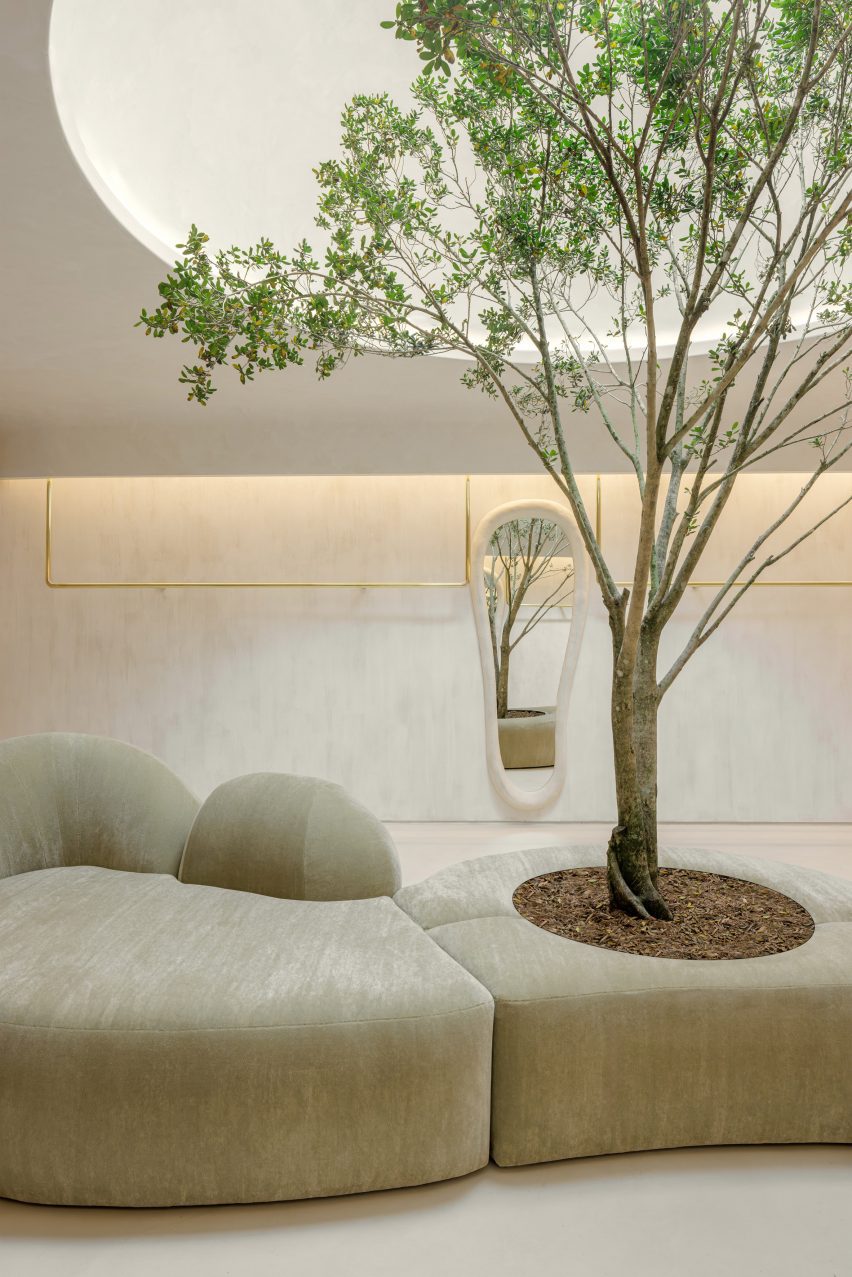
[483, 518, 575, 773]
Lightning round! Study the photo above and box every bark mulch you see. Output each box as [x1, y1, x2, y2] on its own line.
[512, 866, 815, 960]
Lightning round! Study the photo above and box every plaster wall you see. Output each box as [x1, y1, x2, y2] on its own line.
[1, 473, 850, 820]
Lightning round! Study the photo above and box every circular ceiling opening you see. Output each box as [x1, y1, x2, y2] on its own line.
[49, 0, 417, 265]
[49, 2, 838, 362]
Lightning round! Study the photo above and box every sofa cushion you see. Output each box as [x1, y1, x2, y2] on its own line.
[0, 733, 198, 881]
[396, 847, 852, 1166]
[395, 844, 852, 930]
[0, 866, 493, 1205]
[180, 772, 401, 901]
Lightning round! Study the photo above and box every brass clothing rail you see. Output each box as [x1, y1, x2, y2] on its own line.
[42, 474, 849, 589]
[44, 477, 471, 589]
[595, 475, 852, 588]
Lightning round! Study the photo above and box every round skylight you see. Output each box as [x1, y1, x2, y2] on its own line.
[49, 0, 417, 264]
[50, 1, 839, 362]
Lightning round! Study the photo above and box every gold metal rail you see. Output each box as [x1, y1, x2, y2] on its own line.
[41, 474, 851, 590]
[594, 475, 852, 588]
[45, 477, 471, 590]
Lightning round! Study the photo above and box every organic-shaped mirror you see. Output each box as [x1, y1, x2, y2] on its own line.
[471, 500, 589, 811]
[486, 518, 574, 767]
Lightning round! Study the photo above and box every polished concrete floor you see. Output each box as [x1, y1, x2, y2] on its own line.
[1, 824, 850, 1277]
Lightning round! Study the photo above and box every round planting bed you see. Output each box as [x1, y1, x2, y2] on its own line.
[395, 845, 852, 1167]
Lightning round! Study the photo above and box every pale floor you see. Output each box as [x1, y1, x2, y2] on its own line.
[1, 823, 850, 1277]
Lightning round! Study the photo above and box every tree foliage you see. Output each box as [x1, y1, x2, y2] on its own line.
[139, 0, 852, 917]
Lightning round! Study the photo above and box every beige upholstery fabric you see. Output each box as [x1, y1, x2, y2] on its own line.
[0, 866, 493, 1206]
[180, 772, 401, 900]
[0, 733, 199, 881]
[396, 847, 852, 1166]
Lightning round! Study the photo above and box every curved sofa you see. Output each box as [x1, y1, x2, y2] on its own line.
[396, 844, 852, 1166]
[0, 734, 493, 1207]
[2, 734, 850, 1207]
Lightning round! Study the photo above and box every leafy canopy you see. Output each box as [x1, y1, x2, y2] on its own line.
[139, 0, 852, 655]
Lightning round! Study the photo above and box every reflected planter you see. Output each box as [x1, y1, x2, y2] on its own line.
[497, 707, 556, 769]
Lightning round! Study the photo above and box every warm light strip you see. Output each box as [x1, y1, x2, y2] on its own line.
[44, 478, 471, 589]
[41, 475, 852, 590]
[595, 477, 852, 588]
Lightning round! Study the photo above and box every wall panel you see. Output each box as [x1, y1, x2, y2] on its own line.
[1, 475, 850, 820]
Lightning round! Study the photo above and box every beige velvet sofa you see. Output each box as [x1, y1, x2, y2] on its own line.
[395, 845, 852, 1166]
[0, 734, 493, 1207]
[3, 733, 850, 1208]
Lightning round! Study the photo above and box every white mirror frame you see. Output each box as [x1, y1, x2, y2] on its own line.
[471, 499, 591, 812]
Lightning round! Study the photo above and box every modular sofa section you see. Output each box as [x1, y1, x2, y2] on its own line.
[398, 847, 852, 1166]
[0, 867, 493, 1206]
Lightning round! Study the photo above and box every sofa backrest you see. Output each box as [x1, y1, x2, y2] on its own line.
[180, 772, 401, 900]
[0, 733, 199, 881]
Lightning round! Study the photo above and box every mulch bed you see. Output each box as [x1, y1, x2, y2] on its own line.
[504, 709, 545, 718]
[512, 866, 815, 960]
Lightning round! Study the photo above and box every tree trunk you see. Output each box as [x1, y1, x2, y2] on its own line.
[496, 630, 511, 718]
[634, 626, 661, 884]
[606, 623, 672, 920]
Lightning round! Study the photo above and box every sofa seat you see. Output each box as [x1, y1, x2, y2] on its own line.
[395, 846, 852, 1167]
[0, 865, 493, 1207]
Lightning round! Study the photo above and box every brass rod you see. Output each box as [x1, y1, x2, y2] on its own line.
[465, 472, 471, 584]
[44, 476, 52, 587]
[615, 580, 852, 588]
[596, 475, 852, 588]
[42, 475, 852, 590]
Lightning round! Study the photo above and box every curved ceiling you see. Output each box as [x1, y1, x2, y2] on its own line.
[0, 0, 846, 476]
[49, 0, 418, 267]
[50, 0, 833, 360]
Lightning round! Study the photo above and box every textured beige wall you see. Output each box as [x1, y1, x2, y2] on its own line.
[1, 474, 850, 820]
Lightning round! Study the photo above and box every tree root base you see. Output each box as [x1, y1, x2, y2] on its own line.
[607, 835, 673, 921]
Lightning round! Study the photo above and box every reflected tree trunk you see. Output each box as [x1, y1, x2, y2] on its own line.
[496, 631, 511, 718]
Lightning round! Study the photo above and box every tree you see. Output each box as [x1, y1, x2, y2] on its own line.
[139, 0, 852, 919]
[485, 518, 574, 718]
